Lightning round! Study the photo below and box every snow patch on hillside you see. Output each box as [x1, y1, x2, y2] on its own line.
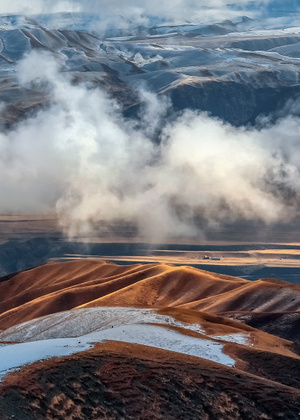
[0, 323, 236, 381]
[0, 307, 206, 342]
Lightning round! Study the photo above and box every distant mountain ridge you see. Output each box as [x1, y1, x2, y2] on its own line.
[1, 9, 300, 127]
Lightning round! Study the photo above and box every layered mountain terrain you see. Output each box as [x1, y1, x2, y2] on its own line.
[1, 5, 300, 128]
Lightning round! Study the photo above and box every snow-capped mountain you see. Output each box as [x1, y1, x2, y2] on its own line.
[1, 4, 300, 127]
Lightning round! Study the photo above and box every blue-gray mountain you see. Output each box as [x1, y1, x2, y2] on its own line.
[1, 7, 300, 128]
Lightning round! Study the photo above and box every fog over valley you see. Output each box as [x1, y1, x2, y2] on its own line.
[0, 0, 300, 241]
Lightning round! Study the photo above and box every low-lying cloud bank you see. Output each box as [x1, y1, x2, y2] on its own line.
[1, 51, 300, 240]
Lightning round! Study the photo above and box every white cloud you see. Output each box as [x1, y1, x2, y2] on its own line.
[1, 51, 300, 240]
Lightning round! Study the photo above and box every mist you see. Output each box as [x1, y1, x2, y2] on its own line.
[0, 51, 299, 240]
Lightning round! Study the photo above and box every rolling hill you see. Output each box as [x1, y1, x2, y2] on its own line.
[0, 260, 300, 418]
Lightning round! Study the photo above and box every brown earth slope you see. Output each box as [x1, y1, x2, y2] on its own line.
[0, 260, 299, 339]
[0, 342, 300, 420]
[0, 260, 247, 330]
[1, 260, 300, 419]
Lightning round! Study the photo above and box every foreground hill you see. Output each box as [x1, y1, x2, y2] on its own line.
[0, 260, 300, 419]
[1, 342, 300, 420]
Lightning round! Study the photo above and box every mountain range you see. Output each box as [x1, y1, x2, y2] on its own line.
[1, 5, 300, 128]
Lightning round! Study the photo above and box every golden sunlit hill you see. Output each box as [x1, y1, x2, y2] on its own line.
[0, 260, 300, 419]
[0, 260, 248, 330]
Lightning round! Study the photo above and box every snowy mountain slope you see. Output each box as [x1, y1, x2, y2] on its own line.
[0, 322, 238, 381]
[0, 305, 254, 381]
[1, 8, 300, 126]
[0, 303, 298, 391]
[0, 304, 293, 382]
